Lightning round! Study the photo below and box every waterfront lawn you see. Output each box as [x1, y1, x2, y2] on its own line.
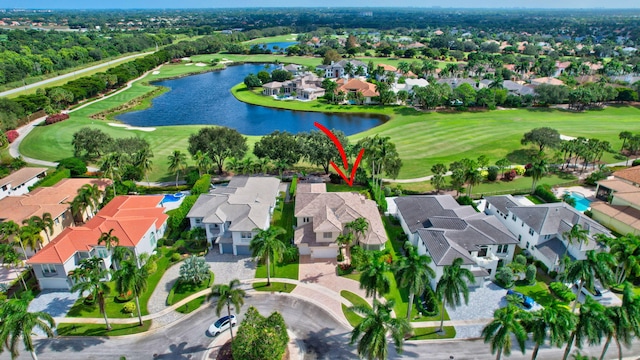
[242, 34, 299, 44]
[56, 320, 152, 336]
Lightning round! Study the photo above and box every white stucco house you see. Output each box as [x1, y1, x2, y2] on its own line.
[186, 176, 281, 255]
[0, 167, 47, 200]
[391, 195, 518, 288]
[294, 183, 386, 258]
[485, 195, 611, 272]
[27, 195, 168, 290]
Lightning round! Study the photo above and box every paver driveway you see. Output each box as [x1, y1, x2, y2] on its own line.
[445, 280, 506, 338]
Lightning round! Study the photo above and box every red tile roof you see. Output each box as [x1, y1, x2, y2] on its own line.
[27, 195, 167, 265]
[335, 78, 379, 97]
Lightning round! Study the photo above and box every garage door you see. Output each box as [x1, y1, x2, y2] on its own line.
[311, 247, 338, 259]
[221, 243, 233, 254]
[235, 245, 251, 255]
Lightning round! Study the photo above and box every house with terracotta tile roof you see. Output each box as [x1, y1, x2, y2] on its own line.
[26, 195, 168, 290]
[592, 167, 640, 235]
[294, 183, 386, 258]
[187, 176, 280, 255]
[0, 178, 110, 255]
[485, 195, 610, 272]
[0, 167, 47, 200]
[335, 78, 379, 104]
[530, 77, 565, 86]
[392, 195, 518, 287]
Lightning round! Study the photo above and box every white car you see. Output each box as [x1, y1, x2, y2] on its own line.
[208, 315, 237, 336]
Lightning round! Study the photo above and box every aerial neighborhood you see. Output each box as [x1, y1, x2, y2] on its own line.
[2, 6, 640, 360]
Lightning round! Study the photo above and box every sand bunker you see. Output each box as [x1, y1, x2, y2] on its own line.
[195, 62, 207, 67]
[185, 63, 193, 66]
[152, 71, 160, 75]
[108, 123, 156, 132]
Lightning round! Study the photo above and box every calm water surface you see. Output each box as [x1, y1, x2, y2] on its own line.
[115, 64, 386, 136]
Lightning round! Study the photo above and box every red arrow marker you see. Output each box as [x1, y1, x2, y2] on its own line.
[314, 122, 365, 187]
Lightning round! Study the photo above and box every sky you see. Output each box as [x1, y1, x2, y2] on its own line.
[4, 0, 640, 9]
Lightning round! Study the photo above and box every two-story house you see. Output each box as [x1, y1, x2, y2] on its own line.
[187, 176, 280, 255]
[392, 195, 518, 288]
[0, 167, 47, 200]
[27, 195, 168, 290]
[315, 60, 368, 79]
[0, 178, 110, 256]
[592, 166, 640, 235]
[485, 195, 611, 272]
[294, 183, 386, 258]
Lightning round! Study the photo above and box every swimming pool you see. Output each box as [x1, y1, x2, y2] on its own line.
[162, 192, 185, 203]
[565, 192, 591, 212]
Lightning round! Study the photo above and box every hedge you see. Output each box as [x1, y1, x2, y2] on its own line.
[549, 282, 576, 302]
[534, 185, 560, 203]
[28, 168, 70, 190]
[190, 174, 211, 196]
[5, 130, 19, 143]
[44, 113, 69, 125]
[167, 194, 198, 235]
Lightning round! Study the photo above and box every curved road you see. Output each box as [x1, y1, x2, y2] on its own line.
[8, 292, 640, 360]
[0, 52, 154, 98]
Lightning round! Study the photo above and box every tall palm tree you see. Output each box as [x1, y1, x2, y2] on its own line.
[16, 226, 43, 253]
[436, 257, 476, 332]
[0, 243, 27, 290]
[525, 300, 577, 360]
[564, 250, 615, 312]
[346, 218, 369, 245]
[167, 150, 187, 187]
[395, 242, 436, 320]
[250, 226, 286, 286]
[1, 221, 25, 259]
[359, 253, 391, 303]
[562, 297, 612, 360]
[113, 258, 149, 326]
[99, 152, 125, 198]
[134, 148, 154, 187]
[335, 232, 354, 262]
[22, 213, 54, 244]
[0, 296, 55, 360]
[192, 150, 212, 177]
[482, 304, 529, 360]
[608, 234, 640, 284]
[530, 156, 549, 193]
[208, 279, 246, 343]
[562, 224, 589, 260]
[70, 257, 112, 330]
[599, 282, 640, 360]
[349, 300, 411, 360]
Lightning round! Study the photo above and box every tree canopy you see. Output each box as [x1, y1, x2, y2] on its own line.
[188, 127, 248, 174]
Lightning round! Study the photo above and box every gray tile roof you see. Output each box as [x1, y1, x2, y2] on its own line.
[485, 195, 519, 214]
[508, 201, 610, 238]
[394, 195, 462, 233]
[187, 176, 280, 232]
[535, 237, 575, 263]
[416, 229, 476, 266]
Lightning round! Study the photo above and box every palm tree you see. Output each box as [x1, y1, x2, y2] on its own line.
[22, 213, 54, 244]
[113, 258, 149, 326]
[359, 253, 391, 303]
[465, 168, 483, 196]
[349, 300, 411, 360]
[1, 221, 25, 259]
[208, 279, 246, 343]
[430, 163, 447, 194]
[395, 242, 436, 320]
[16, 226, 43, 253]
[249, 226, 286, 286]
[530, 156, 549, 193]
[562, 297, 612, 360]
[482, 304, 529, 360]
[192, 150, 212, 176]
[525, 300, 577, 360]
[564, 250, 615, 312]
[562, 224, 589, 260]
[608, 234, 640, 284]
[167, 150, 187, 187]
[99, 152, 125, 198]
[619, 131, 632, 152]
[0, 296, 55, 360]
[436, 257, 475, 332]
[335, 232, 354, 262]
[98, 229, 120, 252]
[0, 243, 27, 290]
[70, 257, 112, 330]
[135, 148, 154, 187]
[599, 282, 640, 360]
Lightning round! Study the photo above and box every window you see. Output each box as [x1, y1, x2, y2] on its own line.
[521, 221, 525, 227]
[150, 232, 156, 247]
[529, 227, 535, 236]
[478, 246, 488, 257]
[486, 204, 490, 209]
[303, 217, 311, 223]
[42, 264, 57, 275]
[525, 241, 530, 249]
[97, 248, 108, 258]
[511, 214, 516, 221]
[54, 218, 60, 225]
[518, 234, 522, 241]
[195, 218, 202, 224]
[241, 232, 252, 239]
[544, 234, 551, 240]
[323, 232, 332, 239]
[487, 269, 492, 274]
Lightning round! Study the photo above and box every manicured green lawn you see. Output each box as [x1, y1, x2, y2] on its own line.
[400, 174, 577, 195]
[513, 279, 556, 307]
[242, 34, 299, 44]
[526, 195, 546, 204]
[167, 271, 214, 314]
[326, 183, 368, 193]
[56, 320, 152, 336]
[252, 282, 296, 293]
[20, 51, 640, 183]
[341, 290, 371, 327]
[410, 326, 456, 340]
[271, 198, 295, 242]
[255, 260, 299, 280]
[176, 296, 207, 314]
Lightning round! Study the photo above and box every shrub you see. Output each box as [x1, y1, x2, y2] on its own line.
[534, 185, 560, 203]
[503, 170, 517, 181]
[171, 253, 182, 262]
[525, 264, 537, 285]
[632, 159, 640, 167]
[191, 174, 212, 196]
[514, 166, 526, 176]
[549, 270, 558, 279]
[29, 168, 70, 190]
[337, 252, 344, 262]
[44, 113, 69, 125]
[585, 171, 608, 186]
[5, 130, 19, 143]
[145, 261, 158, 274]
[337, 263, 354, 275]
[496, 266, 515, 288]
[533, 260, 549, 274]
[290, 175, 297, 197]
[167, 195, 198, 235]
[549, 282, 576, 302]
[57, 157, 87, 176]
[417, 286, 439, 317]
[232, 307, 289, 360]
[487, 166, 499, 181]
[122, 301, 136, 314]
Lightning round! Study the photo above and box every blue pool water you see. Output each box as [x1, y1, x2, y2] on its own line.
[162, 193, 185, 203]
[567, 192, 591, 212]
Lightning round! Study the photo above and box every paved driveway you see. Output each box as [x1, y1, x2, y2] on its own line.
[445, 280, 506, 338]
[205, 252, 256, 285]
[28, 290, 79, 335]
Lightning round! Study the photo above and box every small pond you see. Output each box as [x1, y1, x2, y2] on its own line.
[116, 63, 386, 136]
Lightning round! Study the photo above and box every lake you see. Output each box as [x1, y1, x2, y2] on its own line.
[116, 64, 386, 136]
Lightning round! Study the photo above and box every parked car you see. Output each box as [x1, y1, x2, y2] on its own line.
[506, 289, 534, 309]
[566, 280, 603, 298]
[208, 315, 237, 336]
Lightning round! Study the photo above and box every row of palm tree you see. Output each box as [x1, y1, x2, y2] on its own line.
[69, 183, 102, 225]
[482, 283, 640, 360]
[0, 293, 55, 360]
